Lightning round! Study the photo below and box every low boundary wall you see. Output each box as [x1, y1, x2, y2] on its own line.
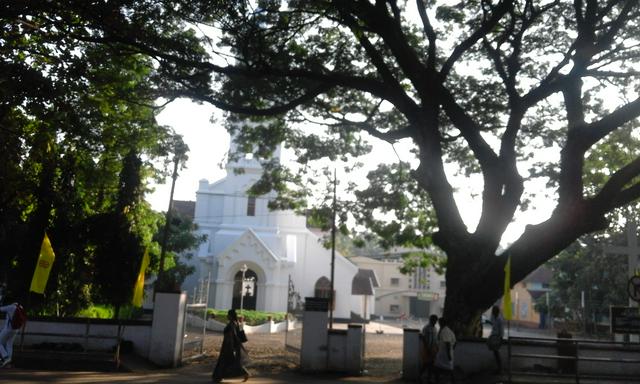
[187, 315, 292, 334]
[403, 329, 640, 381]
[17, 317, 152, 359]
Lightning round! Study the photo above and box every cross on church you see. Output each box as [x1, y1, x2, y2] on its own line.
[604, 222, 640, 305]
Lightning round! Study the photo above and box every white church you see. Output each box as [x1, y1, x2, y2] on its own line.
[181, 138, 376, 320]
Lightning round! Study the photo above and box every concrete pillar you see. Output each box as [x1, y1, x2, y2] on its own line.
[346, 324, 364, 375]
[149, 292, 187, 367]
[402, 328, 421, 381]
[327, 329, 347, 371]
[300, 297, 329, 371]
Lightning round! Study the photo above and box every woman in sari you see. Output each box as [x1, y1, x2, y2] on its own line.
[212, 309, 250, 383]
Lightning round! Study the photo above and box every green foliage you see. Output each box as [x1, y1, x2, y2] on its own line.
[0, 6, 178, 313]
[535, 233, 628, 325]
[4, 0, 640, 332]
[76, 305, 115, 319]
[152, 209, 206, 292]
[206, 309, 286, 326]
[75, 304, 143, 320]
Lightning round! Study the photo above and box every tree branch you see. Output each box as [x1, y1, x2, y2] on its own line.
[583, 96, 640, 146]
[342, 1, 431, 101]
[591, 156, 640, 210]
[438, 86, 499, 169]
[337, 120, 415, 143]
[610, 183, 640, 210]
[416, 0, 437, 70]
[341, 13, 417, 116]
[440, 0, 514, 79]
[165, 84, 331, 116]
[595, 0, 636, 49]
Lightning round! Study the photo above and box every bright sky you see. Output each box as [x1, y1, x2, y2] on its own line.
[148, 98, 555, 247]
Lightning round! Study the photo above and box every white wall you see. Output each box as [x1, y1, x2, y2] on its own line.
[17, 319, 152, 358]
[299, 233, 358, 319]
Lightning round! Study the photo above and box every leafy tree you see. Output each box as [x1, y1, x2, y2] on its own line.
[0, 9, 177, 311]
[153, 210, 207, 292]
[535, 233, 627, 332]
[6, 1, 640, 333]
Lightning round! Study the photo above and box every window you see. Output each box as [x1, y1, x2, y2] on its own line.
[247, 196, 256, 216]
[390, 305, 400, 313]
[390, 277, 400, 286]
[440, 281, 446, 288]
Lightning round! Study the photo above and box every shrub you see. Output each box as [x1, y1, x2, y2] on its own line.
[206, 309, 286, 326]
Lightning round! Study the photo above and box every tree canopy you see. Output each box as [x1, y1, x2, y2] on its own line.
[0, 3, 192, 314]
[6, 1, 640, 331]
[537, 233, 628, 332]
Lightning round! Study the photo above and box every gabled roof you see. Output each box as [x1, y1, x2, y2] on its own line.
[352, 268, 380, 295]
[217, 228, 280, 263]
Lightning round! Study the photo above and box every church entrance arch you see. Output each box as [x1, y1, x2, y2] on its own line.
[314, 276, 331, 299]
[232, 269, 258, 311]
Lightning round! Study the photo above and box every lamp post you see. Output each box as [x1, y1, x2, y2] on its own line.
[240, 264, 248, 317]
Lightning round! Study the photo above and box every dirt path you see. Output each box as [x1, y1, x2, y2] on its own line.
[188, 331, 403, 379]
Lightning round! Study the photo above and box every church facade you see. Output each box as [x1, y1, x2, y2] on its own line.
[181, 140, 371, 320]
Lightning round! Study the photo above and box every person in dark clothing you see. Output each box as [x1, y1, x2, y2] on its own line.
[420, 314, 439, 383]
[488, 305, 505, 374]
[212, 309, 250, 383]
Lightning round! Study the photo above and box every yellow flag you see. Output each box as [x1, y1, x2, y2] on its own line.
[132, 249, 150, 307]
[30, 233, 56, 294]
[502, 254, 512, 320]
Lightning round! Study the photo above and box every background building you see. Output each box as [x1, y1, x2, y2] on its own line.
[351, 248, 446, 319]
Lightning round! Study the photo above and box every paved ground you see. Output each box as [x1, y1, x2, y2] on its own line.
[0, 321, 584, 384]
[0, 365, 507, 384]
[0, 323, 508, 384]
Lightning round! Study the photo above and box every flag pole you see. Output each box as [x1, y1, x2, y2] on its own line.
[329, 169, 337, 329]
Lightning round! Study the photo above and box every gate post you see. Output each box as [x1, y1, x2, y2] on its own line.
[402, 328, 421, 381]
[300, 297, 329, 371]
[149, 292, 187, 367]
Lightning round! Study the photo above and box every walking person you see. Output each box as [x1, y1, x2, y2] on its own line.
[420, 314, 438, 383]
[434, 317, 456, 383]
[487, 305, 505, 373]
[0, 298, 26, 368]
[212, 309, 250, 383]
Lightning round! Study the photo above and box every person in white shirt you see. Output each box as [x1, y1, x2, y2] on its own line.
[434, 317, 456, 383]
[0, 300, 19, 367]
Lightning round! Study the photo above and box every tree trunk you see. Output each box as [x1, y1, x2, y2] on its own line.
[442, 204, 610, 336]
[443, 248, 502, 336]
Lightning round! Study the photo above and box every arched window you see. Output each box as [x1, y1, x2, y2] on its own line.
[314, 277, 332, 299]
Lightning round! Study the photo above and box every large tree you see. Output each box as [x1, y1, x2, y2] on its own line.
[0, 6, 178, 310]
[7, 1, 640, 332]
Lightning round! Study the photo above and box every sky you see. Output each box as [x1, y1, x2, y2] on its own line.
[148, 98, 555, 247]
[150, 99, 228, 212]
